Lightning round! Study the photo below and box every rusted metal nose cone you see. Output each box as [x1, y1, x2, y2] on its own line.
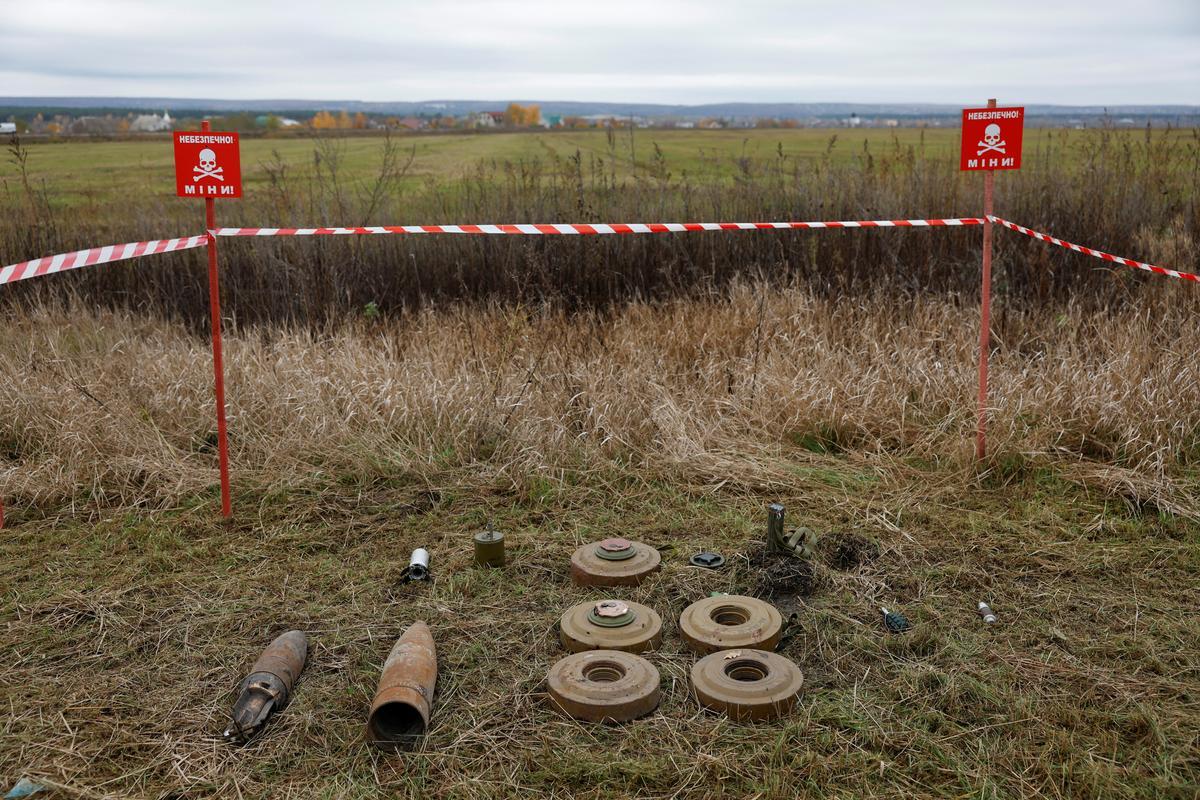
[570, 538, 661, 586]
[223, 630, 309, 744]
[559, 599, 664, 653]
[547, 650, 661, 722]
[691, 649, 803, 721]
[679, 594, 784, 655]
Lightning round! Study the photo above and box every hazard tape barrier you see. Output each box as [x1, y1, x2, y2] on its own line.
[0, 219, 983, 285]
[988, 215, 1200, 283]
[3, 216, 1195, 286]
[0, 235, 211, 286]
[208, 217, 985, 236]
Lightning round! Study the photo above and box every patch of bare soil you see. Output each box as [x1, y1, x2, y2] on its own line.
[745, 549, 821, 600]
[826, 532, 880, 571]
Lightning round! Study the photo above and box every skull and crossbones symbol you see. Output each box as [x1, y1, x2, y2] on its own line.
[192, 148, 224, 182]
[976, 124, 1006, 156]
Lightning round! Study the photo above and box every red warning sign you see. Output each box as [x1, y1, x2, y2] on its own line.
[173, 131, 242, 198]
[960, 107, 1024, 171]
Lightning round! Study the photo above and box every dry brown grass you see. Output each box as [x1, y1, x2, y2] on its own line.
[2, 283, 1199, 513]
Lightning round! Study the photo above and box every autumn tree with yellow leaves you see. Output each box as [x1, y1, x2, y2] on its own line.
[503, 103, 541, 127]
[310, 111, 337, 129]
[310, 111, 358, 130]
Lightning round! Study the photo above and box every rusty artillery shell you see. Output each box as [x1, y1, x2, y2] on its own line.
[367, 621, 438, 749]
[223, 630, 308, 744]
[473, 529, 505, 567]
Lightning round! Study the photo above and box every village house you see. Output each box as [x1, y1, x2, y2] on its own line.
[130, 110, 173, 132]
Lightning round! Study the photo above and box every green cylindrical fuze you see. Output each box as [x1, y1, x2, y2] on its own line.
[473, 529, 505, 567]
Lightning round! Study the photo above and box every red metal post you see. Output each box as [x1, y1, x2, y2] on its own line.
[202, 120, 233, 517]
[975, 98, 997, 461]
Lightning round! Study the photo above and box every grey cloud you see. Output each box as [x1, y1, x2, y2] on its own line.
[0, 0, 1195, 104]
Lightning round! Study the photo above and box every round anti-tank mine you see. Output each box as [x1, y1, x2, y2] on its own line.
[547, 649, 661, 723]
[678, 594, 784, 655]
[559, 599, 663, 653]
[570, 537, 661, 587]
[690, 648, 803, 721]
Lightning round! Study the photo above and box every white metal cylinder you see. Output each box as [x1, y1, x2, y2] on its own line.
[409, 548, 431, 579]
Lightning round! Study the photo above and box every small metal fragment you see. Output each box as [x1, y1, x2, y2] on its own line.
[223, 630, 308, 744]
[689, 552, 725, 569]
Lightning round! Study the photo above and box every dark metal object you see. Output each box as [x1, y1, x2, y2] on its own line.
[766, 504, 786, 553]
[368, 621, 438, 749]
[774, 612, 802, 652]
[223, 630, 308, 744]
[881, 607, 912, 633]
[473, 530, 505, 567]
[689, 552, 725, 569]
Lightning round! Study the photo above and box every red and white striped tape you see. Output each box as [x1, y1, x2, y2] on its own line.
[989, 215, 1199, 283]
[0, 235, 210, 286]
[6, 216, 1192, 287]
[210, 217, 985, 237]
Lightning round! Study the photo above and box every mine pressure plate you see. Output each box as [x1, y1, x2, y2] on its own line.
[570, 538, 661, 586]
[689, 552, 725, 569]
[559, 599, 664, 653]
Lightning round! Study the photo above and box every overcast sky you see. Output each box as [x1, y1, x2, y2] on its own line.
[2, 0, 1197, 105]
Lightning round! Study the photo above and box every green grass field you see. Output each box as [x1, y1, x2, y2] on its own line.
[3, 129, 945, 199]
[3, 126, 1165, 208]
[4, 451, 1196, 799]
